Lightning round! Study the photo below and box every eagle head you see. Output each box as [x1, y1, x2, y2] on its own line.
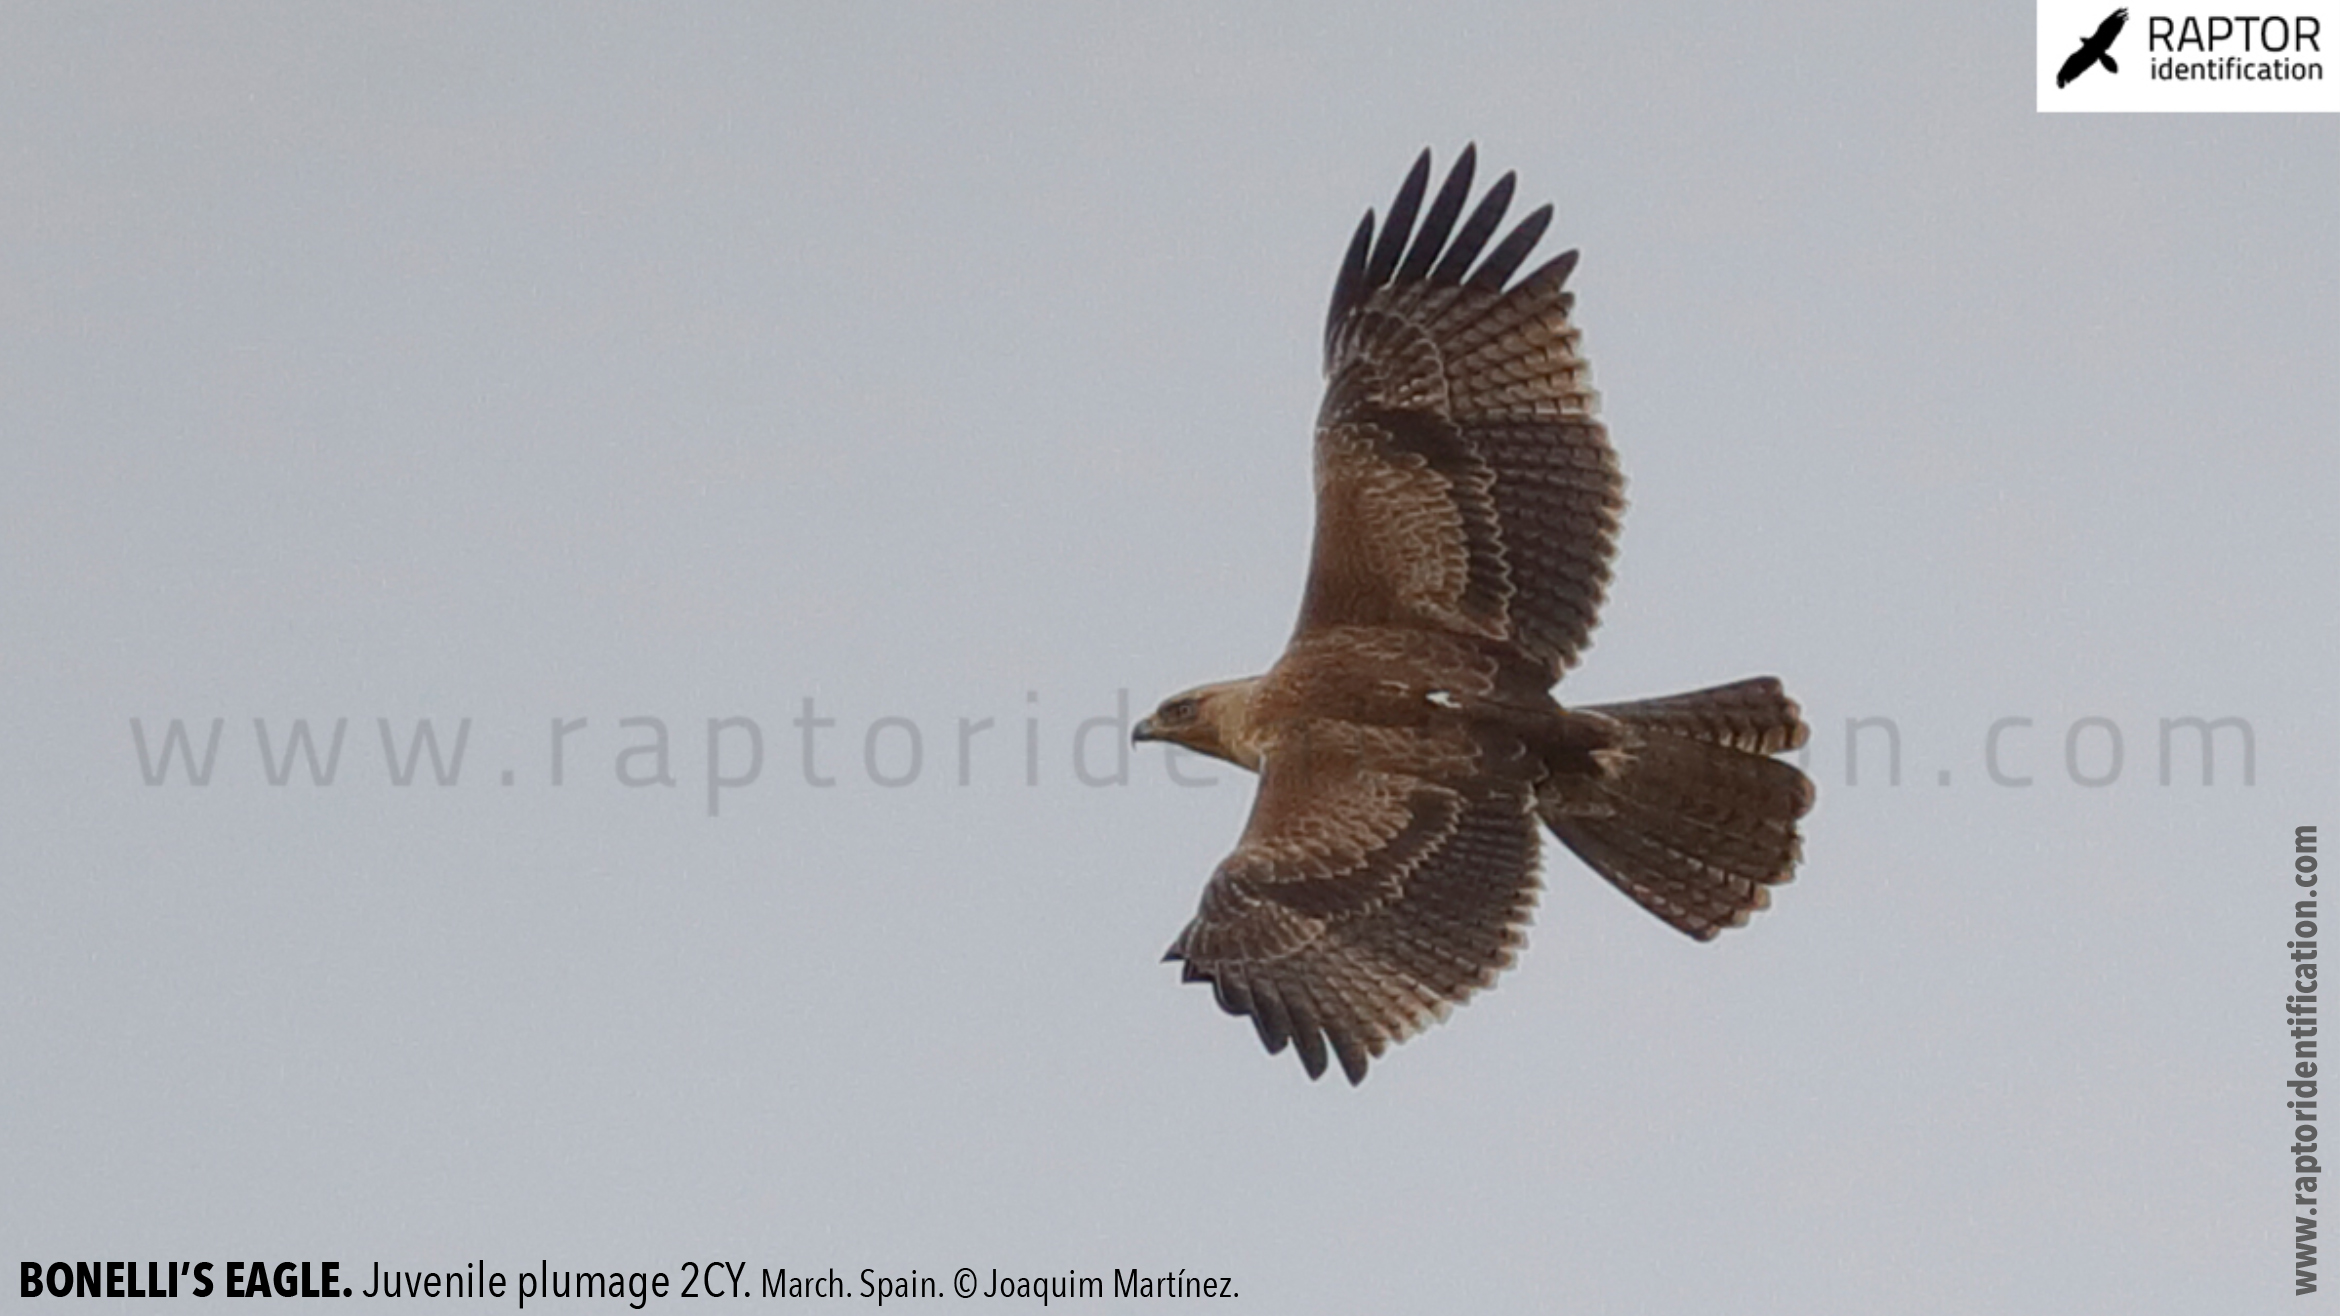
[1132, 678, 1264, 770]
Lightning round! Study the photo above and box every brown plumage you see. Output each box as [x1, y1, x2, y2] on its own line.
[1134, 147, 1814, 1084]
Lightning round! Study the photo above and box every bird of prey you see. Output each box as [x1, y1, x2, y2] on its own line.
[2057, 8, 2128, 87]
[1133, 147, 1814, 1084]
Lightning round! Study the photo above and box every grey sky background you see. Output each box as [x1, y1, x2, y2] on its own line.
[4, 4, 2336, 1312]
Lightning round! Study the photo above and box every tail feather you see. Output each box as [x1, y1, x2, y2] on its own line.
[1579, 675, 1809, 755]
[1542, 677, 1814, 940]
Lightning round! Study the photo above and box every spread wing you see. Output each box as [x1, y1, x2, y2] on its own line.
[1294, 146, 1625, 683]
[2092, 7, 2128, 45]
[1163, 736, 1542, 1084]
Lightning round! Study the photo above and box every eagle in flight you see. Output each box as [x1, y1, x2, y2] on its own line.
[1134, 148, 1815, 1084]
[2057, 8, 2128, 87]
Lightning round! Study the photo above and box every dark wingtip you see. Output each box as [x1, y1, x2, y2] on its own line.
[1292, 1026, 1330, 1080]
[1284, 990, 1331, 1080]
[1328, 149, 1565, 359]
[1467, 202, 1553, 291]
[1178, 963, 1380, 1084]
[1324, 209, 1376, 364]
[1397, 144, 1475, 285]
[1362, 150, 1433, 293]
[1430, 170, 1516, 286]
[1250, 979, 1295, 1055]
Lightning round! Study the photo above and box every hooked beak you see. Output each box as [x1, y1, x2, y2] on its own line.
[1131, 717, 1157, 744]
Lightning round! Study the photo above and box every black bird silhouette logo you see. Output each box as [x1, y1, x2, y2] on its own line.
[2058, 8, 2129, 86]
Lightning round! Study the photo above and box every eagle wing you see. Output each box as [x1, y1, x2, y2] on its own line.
[1163, 731, 1543, 1084]
[1293, 147, 1625, 682]
[2092, 7, 2128, 45]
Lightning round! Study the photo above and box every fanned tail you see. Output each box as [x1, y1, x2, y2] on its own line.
[1540, 677, 1814, 940]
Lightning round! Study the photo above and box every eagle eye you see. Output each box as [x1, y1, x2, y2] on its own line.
[1165, 697, 1200, 722]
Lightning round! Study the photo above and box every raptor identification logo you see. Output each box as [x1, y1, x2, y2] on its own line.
[2038, 0, 2340, 109]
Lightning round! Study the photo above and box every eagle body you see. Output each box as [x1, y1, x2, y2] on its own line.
[1136, 149, 1814, 1083]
